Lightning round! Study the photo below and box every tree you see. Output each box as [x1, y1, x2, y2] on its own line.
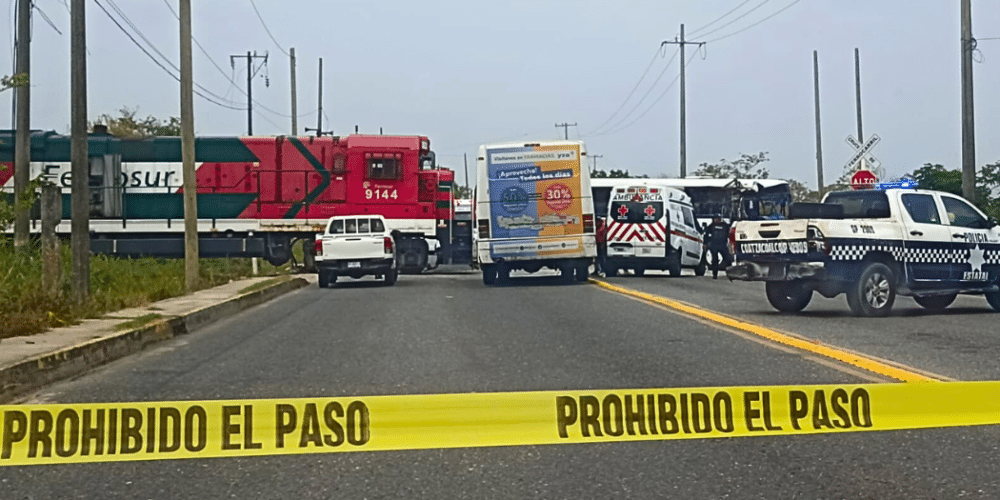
[0, 73, 28, 93]
[787, 179, 820, 203]
[453, 185, 472, 199]
[91, 107, 181, 137]
[591, 168, 641, 179]
[692, 152, 770, 179]
[910, 163, 963, 195]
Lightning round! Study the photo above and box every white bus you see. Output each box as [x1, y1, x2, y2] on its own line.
[473, 140, 597, 285]
[591, 177, 792, 227]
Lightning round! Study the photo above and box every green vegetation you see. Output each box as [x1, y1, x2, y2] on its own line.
[0, 242, 289, 339]
[113, 313, 164, 332]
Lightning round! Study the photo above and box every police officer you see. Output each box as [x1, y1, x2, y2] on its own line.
[702, 215, 730, 279]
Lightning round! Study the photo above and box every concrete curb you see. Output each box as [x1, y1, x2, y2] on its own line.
[0, 277, 310, 403]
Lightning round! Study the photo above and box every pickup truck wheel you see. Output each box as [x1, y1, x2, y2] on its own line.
[847, 263, 896, 317]
[666, 251, 682, 277]
[384, 269, 398, 286]
[482, 264, 497, 286]
[318, 271, 335, 288]
[765, 281, 812, 313]
[914, 294, 956, 310]
[986, 291, 1000, 311]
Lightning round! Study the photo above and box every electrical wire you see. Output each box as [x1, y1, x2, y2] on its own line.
[248, 0, 289, 57]
[32, 3, 62, 35]
[703, 0, 803, 43]
[92, 0, 245, 110]
[693, 0, 771, 40]
[687, 0, 752, 37]
[589, 47, 680, 136]
[587, 55, 697, 138]
[585, 46, 665, 135]
[160, 0, 313, 119]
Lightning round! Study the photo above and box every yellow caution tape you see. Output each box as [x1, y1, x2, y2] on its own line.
[3, 381, 1000, 466]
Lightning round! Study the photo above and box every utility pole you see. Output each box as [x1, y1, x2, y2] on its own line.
[13, 0, 30, 251]
[305, 58, 331, 136]
[179, 0, 198, 292]
[662, 24, 704, 178]
[591, 154, 603, 175]
[960, 0, 976, 202]
[70, 0, 89, 301]
[813, 50, 824, 197]
[854, 48, 865, 172]
[230, 51, 268, 135]
[463, 153, 470, 193]
[289, 47, 297, 135]
[554, 122, 577, 140]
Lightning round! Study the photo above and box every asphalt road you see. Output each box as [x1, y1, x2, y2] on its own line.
[606, 267, 1000, 381]
[3, 266, 1000, 498]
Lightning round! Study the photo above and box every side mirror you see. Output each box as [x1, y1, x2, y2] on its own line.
[988, 217, 999, 229]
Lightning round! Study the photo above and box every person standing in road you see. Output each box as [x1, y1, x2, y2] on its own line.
[594, 217, 608, 277]
[702, 215, 730, 279]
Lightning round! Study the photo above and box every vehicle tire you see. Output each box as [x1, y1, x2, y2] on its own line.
[482, 264, 497, 286]
[694, 257, 707, 276]
[765, 281, 813, 313]
[318, 271, 335, 288]
[384, 269, 398, 286]
[575, 265, 590, 282]
[846, 262, 896, 317]
[913, 294, 956, 310]
[666, 251, 682, 277]
[985, 291, 1000, 311]
[634, 267, 645, 277]
[497, 266, 511, 285]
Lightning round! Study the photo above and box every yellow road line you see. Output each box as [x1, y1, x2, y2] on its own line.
[590, 279, 942, 383]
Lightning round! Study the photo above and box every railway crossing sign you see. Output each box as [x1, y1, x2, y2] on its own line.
[845, 134, 881, 171]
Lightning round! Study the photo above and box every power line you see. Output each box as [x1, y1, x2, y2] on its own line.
[589, 47, 680, 136]
[704, 0, 803, 43]
[248, 0, 289, 56]
[585, 46, 664, 135]
[687, 0, 752, 37]
[32, 3, 62, 35]
[694, 0, 771, 40]
[587, 55, 697, 137]
[160, 0, 314, 119]
[92, 0, 245, 110]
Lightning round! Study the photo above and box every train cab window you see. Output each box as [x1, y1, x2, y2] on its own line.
[367, 158, 399, 180]
[329, 219, 344, 234]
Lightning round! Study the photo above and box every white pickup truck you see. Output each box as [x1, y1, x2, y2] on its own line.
[727, 186, 1000, 316]
[314, 215, 398, 288]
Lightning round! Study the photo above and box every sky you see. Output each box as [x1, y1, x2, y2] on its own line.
[1, 0, 998, 189]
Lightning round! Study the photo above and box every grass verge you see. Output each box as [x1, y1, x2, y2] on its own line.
[1, 243, 289, 339]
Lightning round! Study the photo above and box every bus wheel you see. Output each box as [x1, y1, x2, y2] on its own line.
[497, 265, 511, 285]
[604, 266, 618, 277]
[482, 264, 497, 286]
[575, 265, 589, 282]
[634, 267, 645, 277]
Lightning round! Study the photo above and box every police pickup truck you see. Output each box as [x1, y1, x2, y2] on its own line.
[314, 215, 398, 288]
[727, 183, 1000, 316]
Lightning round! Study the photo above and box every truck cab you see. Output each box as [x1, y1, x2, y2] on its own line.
[314, 215, 397, 287]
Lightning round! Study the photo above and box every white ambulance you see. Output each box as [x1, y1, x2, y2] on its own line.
[604, 185, 706, 277]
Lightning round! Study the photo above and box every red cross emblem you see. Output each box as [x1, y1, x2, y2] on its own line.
[618, 205, 629, 216]
[644, 205, 656, 217]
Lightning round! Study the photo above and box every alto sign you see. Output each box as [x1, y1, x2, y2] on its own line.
[850, 169, 878, 190]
